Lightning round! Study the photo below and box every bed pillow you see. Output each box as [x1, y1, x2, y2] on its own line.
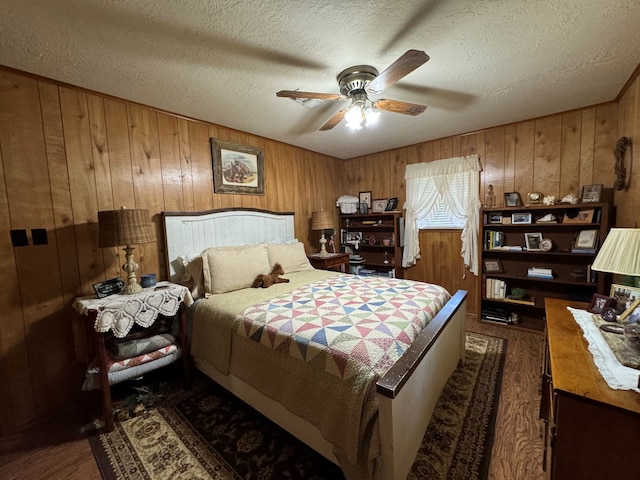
[202, 243, 271, 294]
[267, 242, 314, 273]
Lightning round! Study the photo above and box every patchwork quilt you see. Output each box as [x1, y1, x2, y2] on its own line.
[236, 275, 450, 383]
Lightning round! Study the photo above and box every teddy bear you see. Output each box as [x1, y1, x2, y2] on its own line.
[251, 263, 290, 288]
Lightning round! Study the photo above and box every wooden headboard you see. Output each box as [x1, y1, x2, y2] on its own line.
[162, 208, 295, 283]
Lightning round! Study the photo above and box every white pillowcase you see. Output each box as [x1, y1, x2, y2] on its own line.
[266, 242, 313, 274]
[202, 243, 271, 294]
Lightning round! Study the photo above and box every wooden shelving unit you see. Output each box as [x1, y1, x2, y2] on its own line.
[339, 211, 404, 279]
[479, 202, 613, 332]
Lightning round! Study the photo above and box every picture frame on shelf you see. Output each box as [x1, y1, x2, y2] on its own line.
[581, 183, 603, 203]
[483, 259, 503, 273]
[524, 232, 543, 251]
[359, 191, 372, 211]
[210, 138, 265, 195]
[488, 214, 503, 224]
[372, 198, 388, 213]
[610, 283, 640, 314]
[587, 293, 615, 314]
[385, 197, 398, 211]
[574, 229, 598, 249]
[504, 192, 523, 207]
[512, 212, 532, 224]
[562, 208, 594, 224]
[359, 202, 369, 214]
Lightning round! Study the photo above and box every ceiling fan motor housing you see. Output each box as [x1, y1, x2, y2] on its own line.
[338, 65, 378, 97]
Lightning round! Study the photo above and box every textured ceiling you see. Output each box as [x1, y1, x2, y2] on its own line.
[1, 0, 639, 159]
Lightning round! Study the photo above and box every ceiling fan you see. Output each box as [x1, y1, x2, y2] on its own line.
[276, 50, 430, 131]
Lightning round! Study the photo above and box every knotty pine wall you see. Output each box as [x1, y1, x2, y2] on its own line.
[0, 68, 343, 435]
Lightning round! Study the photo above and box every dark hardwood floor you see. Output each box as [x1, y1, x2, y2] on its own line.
[0, 315, 547, 480]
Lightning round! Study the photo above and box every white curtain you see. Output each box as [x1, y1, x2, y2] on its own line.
[402, 154, 482, 275]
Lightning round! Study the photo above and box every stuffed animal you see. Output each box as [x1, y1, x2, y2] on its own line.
[252, 263, 290, 288]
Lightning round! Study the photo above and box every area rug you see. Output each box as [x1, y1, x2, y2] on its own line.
[90, 332, 505, 480]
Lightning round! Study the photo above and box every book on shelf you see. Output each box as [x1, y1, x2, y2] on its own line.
[485, 278, 507, 299]
[570, 247, 597, 254]
[483, 230, 504, 249]
[504, 296, 536, 306]
[492, 245, 523, 251]
[527, 267, 553, 279]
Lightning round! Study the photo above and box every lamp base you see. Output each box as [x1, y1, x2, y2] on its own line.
[123, 282, 144, 295]
[122, 245, 143, 295]
[319, 233, 329, 257]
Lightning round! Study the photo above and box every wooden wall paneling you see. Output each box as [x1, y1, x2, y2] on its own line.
[103, 98, 136, 212]
[578, 107, 596, 190]
[157, 113, 186, 212]
[559, 111, 583, 198]
[177, 118, 195, 212]
[393, 148, 407, 208]
[514, 121, 535, 197]
[484, 127, 506, 204]
[0, 72, 34, 433]
[503, 125, 516, 194]
[3, 75, 72, 420]
[420, 141, 434, 163]
[126, 105, 163, 278]
[38, 82, 87, 374]
[533, 116, 562, 195]
[188, 122, 214, 212]
[59, 87, 105, 296]
[616, 74, 639, 227]
[593, 103, 619, 187]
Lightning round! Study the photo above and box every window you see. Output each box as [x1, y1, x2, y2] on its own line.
[403, 155, 482, 274]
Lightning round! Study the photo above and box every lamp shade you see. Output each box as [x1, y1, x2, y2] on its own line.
[98, 208, 155, 247]
[311, 210, 333, 231]
[591, 228, 640, 275]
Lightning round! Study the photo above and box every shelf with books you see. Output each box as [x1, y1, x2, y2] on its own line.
[479, 201, 614, 332]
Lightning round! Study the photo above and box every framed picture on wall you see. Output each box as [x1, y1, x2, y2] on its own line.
[210, 138, 264, 195]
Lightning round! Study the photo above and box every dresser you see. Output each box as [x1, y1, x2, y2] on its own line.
[541, 298, 640, 479]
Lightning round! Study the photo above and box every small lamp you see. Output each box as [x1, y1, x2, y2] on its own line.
[311, 210, 333, 257]
[591, 228, 640, 287]
[98, 207, 156, 294]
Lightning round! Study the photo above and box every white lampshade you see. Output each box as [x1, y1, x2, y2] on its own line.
[591, 228, 640, 276]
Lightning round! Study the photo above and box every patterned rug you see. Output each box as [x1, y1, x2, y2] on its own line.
[89, 332, 505, 480]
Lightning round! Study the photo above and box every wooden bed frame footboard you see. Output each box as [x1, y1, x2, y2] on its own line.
[376, 289, 467, 480]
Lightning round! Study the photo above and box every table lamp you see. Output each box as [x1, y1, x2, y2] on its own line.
[591, 228, 640, 287]
[98, 207, 156, 294]
[311, 210, 333, 257]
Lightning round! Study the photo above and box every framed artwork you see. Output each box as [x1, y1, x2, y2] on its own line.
[483, 259, 503, 273]
[504, 192, 522, 207]
[562, 209, 594, 224]
[574, 229, 598, 249]
[359, 191, 372, 210]
[610, 283, 640, 314]
[210, 138, 264, 195]
[512, 212, 532, 224]
[587, 293, 615, 314]
[385, 197, 399, 211]
[488, 214, 503, 224]
[581, 183, 603, 203]
[372, 198, 388, 213]
[524, 232, 543, 251]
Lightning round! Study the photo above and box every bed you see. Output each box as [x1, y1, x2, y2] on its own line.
[162, 208, 467, 480]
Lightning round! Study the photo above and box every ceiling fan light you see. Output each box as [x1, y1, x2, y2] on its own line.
[345, 104, 365, 129]
[364, 107, 380, 125]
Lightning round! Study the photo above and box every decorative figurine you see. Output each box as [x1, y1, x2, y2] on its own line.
[485, 184, 496, 207]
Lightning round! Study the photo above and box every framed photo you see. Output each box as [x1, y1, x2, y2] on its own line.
[610, 283, 640, 314]
[210, 138, 264, 195]
[359, 191, 372, 210]
[574, 229, 598, 249]
[581, 183, 603, 203]
[562, 209, 594, 224]
[483, 259, 503, 273]
[372, 198, 388, 213]
[504, 192, 522, 207]
[524, 232, 543, 251]
[343, 231, 363, 243]
[358, 202, 369, 214]
[385, 197, 398, 211]
[512, 212, 532, 224]
[587, 293, 615, 314]
[488, 214, 503, 224]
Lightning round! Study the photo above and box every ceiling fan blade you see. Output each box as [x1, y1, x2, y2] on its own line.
[319, 109, 348, 131]
[372, 98, 427, 116]
[276, 90, 344, 101]
[366, 50, 430, 94]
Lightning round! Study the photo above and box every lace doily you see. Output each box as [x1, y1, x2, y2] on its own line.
[73, 282, 194, 338]
[568, 307, 640, 392]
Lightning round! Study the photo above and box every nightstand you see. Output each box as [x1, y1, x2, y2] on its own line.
[307, 252, 350, 272]
[72, 282, 193, 431]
